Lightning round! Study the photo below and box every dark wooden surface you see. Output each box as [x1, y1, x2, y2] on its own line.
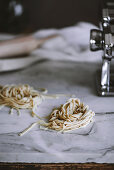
[0, 163, 114, 170]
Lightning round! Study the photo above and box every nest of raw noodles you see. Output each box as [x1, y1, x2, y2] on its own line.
[0, 84, 48, 116]
[19, 98, 95, 136]
[44, 98, 95, 132]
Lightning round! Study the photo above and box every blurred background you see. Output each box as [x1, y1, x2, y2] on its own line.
[0, 0, 99, 34]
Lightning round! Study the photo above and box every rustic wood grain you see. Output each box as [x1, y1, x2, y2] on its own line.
[0, 163, 114, 170]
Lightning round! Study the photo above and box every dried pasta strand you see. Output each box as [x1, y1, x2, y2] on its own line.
[18, 120, 49, 136]
[18, 122, 38, 136]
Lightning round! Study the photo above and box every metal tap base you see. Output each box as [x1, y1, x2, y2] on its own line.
[96, 71, 114, 96]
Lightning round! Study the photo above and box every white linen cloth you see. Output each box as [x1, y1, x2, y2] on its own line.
[0, 22, 102, 71]
[0, 22, 114, 163]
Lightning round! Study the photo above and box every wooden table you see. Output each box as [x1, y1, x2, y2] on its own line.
[0, 163, 114, 170]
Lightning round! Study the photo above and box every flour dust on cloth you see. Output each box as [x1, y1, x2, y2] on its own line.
[0, 22, 102, 71]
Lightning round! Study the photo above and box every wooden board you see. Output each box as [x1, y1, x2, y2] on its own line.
[0, 163, 114, 170]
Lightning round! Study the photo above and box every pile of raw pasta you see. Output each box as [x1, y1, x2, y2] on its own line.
[0, 84, 47, 116]
[47, 98, 95, 131]
[19, 98, 95, 136]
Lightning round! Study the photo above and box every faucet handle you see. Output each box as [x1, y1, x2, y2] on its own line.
[90, 29, 104, 51]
